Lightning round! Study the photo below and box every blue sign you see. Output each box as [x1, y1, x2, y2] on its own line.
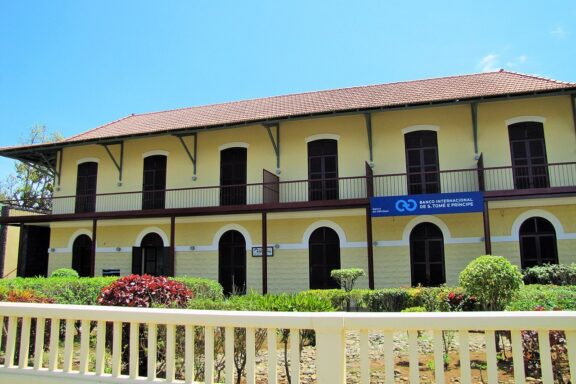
[371, 192, 484, 217]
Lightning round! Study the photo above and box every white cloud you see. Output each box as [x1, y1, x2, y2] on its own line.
[551, 26, 567, 39]
[507, 55, 528, 67]
[478, 54, 499, 72]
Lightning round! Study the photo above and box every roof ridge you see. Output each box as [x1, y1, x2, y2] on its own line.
[124, 70, 514, 119]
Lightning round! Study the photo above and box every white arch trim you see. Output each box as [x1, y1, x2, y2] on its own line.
[67, 229, 93, 249]
[212, 224, 253, 250]
[305, 134, 340, 143]
[142, 150, 169, 158]
[302, 220, 348, 246]
[401, 125, 440, 135]
[76, 157, 100, 165]
[134, 227, 170, 246]
[402, 215, 451, 243]
[219, 142, 249, 151]
[510, 209, 565, 241]
[505, 116, 546, 126]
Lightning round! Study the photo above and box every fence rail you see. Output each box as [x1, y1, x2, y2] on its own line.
[0, 303, 575, 383]
[2, 162, 576, 216]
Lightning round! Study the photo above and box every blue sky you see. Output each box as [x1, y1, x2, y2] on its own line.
[0, 1, 574, 179]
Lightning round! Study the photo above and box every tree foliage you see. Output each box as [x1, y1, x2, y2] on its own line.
[0, 125, 62, 211]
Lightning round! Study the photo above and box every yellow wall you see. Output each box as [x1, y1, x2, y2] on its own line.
[2, 225, 21, 278]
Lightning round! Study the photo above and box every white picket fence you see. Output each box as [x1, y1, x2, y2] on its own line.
[0, 303, 575, 383]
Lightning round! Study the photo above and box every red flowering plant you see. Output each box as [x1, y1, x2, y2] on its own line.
[97, 274, 193, 308]
[443, 288, 478, 312]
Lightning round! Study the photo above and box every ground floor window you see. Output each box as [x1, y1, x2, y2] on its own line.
[410, 222, 445, 286]
[72, 234, 92, 277]
[309, 227, 341, 289]
[519, 217, 558, 269]
[132, 232, 169, 276]
[219, 230, 247, 295]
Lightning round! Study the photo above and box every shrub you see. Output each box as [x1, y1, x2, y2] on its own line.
[296, 289, 350, 311]
[171, 276, 224, 301]
[50, 268, 79, 278]
[330, 268, 366, 292]
[365, 288, 410, 312]
[506, 284, 576, 311]
[401, 306, 427, 312]
[0, 289, 55, 303]
[439, 287, 478, 312]
[460, 255, 523, 311]
[522, 263, 576, 286]
[98, 274, 193, 308]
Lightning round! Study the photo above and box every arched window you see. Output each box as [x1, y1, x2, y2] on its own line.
[410, 223, 445, 286]
[220, 148, 247, 206]
[508, 122, 549, 189]
[309, 227, 341, 289]
[75, 162, 98, 213]
[519, 217, 558, 268]
[219, 230, 247, 295]
[404, 131, 440, 194]
[132, 232, 169, 276]
[308, 139, 339, 201]
[142, 155, 167, 210]
[72, 234, 92, 277]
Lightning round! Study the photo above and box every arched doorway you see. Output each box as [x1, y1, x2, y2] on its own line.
[72, 234, 92, 277]
[218, 230, 247, 295]
[410, 223, 445, 286]
[132, 232, 169, 276]
[519, 217, 558, 268]
[309, 227, 341, 289]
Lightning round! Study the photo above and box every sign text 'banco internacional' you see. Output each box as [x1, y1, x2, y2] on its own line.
[371, 192, 484, 217]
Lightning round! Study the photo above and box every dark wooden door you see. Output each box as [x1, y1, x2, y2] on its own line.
[75, 162, 98, 213]
[308, 140, 339, 201]
[519, 217, 558, 269]
[509, 122, 549, 189]
[405, 131, 440, 195]
[410, 223, 445, 286]
[220, 148, 247, 206]
[132, 232, 169, 276]
[72, 234, 93, 277]
[309, 227, 341, 289]
[142, 155, 167, 210]
[218, 230, 246, 295]
[17, 225, 50, 277]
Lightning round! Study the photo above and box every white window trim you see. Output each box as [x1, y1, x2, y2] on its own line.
[510, 209, 564, 241]
[505, 116, 546, 126]
[401, 125, 440, 135]
[67, 229, 94, 250]
[142, 150, 169, 158]
[302, 220, 347, 246]
[401, 215, 451, 243]
[305, 134, 340, 143]
[77, 157, 100, 165]
[219, 142, 249, 151]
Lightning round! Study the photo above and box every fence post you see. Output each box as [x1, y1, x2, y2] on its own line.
[315, 325, 346, 384]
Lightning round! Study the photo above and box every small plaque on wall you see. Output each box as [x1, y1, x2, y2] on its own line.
[102, 269, 120, 277]
[252, 246, 273, 257]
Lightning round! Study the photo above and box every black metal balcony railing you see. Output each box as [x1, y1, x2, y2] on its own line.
[2, 162, 576, 216]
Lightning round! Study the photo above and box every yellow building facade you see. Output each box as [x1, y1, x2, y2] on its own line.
[1, 71, 575, 293]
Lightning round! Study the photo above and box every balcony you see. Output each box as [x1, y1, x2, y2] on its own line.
[2, 162, 576, 221]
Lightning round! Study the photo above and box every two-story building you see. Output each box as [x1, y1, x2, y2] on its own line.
[1, 70, 575, 293]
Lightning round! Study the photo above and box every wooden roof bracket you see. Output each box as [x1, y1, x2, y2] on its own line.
[37, 151, 58, 179]
[571, 93, 576, 138]
[263, 123, 280, 174]
[56, 149, 62, 186]
[101, 141, 124, 184]
[364, 113, 374, 166]
[174, 133, 198, 180]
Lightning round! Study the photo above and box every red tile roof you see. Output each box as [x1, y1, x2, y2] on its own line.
[3, 70, 576, 153]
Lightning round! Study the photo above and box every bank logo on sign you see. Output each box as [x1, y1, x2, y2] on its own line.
[395, 199, 417, 212]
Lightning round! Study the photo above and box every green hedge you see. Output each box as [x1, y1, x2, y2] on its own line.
[506, 284, 576, 311]
[522, 264, 576, 286]
[0, 276, 223, 305]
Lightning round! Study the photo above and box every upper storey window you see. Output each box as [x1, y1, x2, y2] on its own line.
[404, 131, 440, 195]
[508, 122, 549, 189]
[220, 147, 247, 206]
[142, 155, 167, 210]
[75, 162, 98, 213]
[308, 139, 339, 201]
